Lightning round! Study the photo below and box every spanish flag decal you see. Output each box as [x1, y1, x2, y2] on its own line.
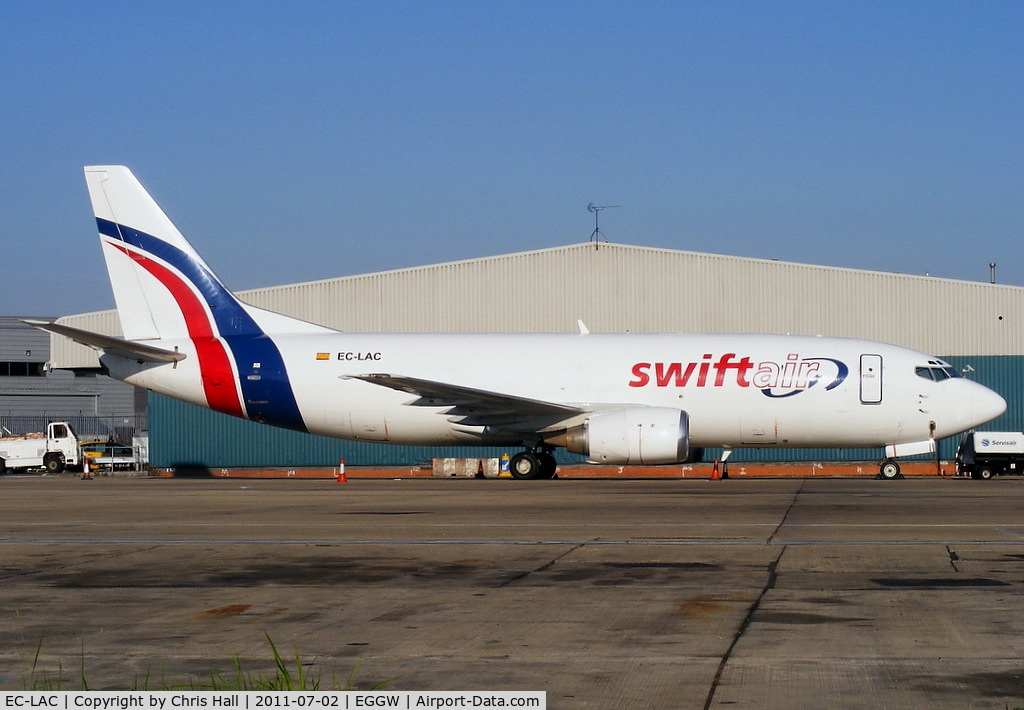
[315, 352, 330, 361]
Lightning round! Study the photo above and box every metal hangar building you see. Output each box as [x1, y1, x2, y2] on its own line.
[48, 242, 1024, 469]
[0, 317, 143, 442]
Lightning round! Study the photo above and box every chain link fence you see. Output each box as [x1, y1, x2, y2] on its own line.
[0, 414, 146, 444]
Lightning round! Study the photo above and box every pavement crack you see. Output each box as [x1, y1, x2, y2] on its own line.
[767, 480, 803, 545]
[704, 481, 799, 704]
[498, 541, 588, 587]
[946, 544, 961, 572]
[703, 545, 787, 710]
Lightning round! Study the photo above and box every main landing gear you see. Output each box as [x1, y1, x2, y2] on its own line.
[509, 447, 558, 480]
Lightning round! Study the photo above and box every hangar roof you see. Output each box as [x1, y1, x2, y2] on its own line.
[51, 241, 1024, 367]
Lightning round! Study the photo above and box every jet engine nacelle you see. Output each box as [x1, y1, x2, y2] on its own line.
[559, 407, 689, 464]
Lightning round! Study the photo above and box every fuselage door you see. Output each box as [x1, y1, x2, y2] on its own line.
[740, 416, 778, 445]
[860, 354, 883, 404]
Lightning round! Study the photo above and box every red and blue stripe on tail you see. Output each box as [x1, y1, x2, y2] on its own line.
[89, 167, 307, 432]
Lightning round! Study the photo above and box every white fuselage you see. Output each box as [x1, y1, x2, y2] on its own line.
[104, 331, 1004, 450]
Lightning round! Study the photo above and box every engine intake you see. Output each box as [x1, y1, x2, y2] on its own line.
[555, 407, 689, 464]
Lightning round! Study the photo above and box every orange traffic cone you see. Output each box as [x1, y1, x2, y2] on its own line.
[711, 460, 720, 481]
[81, 457, 93, 480]
[336, 458, 347, 483]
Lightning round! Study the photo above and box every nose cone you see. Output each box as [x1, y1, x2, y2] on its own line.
[972, 382, 1007, 427]
[934, 380, 1007, 439]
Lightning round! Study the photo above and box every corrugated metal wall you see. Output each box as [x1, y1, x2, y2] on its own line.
[0, 317, 143, 452]
[237, 243, 1024, 356]
[0, 318, 138, 420]
[149, 392, 586, 468]
[0, 317, 50, 360]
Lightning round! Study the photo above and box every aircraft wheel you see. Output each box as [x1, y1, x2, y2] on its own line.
[537, 452, 558, 479]
[878, 459, 901, 480]
[510, 452, 542, 480]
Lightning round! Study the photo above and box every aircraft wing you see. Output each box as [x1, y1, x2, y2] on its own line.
[343, 373, 585, 429]
[22, 320, 186, 364]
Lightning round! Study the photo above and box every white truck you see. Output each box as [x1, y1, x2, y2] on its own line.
[0, 422, 82, 474]
[955, 432, 1024, 480]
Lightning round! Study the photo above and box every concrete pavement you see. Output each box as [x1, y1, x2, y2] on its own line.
[1, 476, 1023, 708]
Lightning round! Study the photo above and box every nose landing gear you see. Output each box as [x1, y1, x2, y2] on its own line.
[509, 447, 558, 480]
[878, 458, 903, 480]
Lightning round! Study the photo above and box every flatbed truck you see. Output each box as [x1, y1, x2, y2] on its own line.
[0, 421, 82, 473]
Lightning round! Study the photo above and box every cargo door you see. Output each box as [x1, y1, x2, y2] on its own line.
[860, 354, 883, 404]
[740, 416, 778, 445]
[349, 411, 390, 441]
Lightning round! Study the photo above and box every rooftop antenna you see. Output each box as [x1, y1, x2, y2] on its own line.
[588, 203, 618, 248]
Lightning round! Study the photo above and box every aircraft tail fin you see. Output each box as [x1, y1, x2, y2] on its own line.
[84, 166, 330, 342]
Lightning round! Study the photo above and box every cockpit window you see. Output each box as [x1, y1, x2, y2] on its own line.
[916, 363, 961, 381]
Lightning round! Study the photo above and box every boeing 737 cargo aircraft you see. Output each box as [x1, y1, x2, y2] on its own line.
[29, 166, 1007, 479]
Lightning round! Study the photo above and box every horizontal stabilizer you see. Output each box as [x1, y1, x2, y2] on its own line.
[22, 320, 186, 364]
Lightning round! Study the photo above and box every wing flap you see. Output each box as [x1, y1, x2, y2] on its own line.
[343, 373, 584, 430]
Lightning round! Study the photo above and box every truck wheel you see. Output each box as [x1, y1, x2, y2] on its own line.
[977, 467, 995, 480]
[0, 458, 5, 475]
[43, 454, 64, 474]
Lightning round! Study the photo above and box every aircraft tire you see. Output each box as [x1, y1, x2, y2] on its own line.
[878, 459, 901, 480]
[537, 452, 558, 479]
[510, 452, 542, 480]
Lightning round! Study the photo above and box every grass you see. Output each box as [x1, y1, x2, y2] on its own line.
[20, 633, 394, 691]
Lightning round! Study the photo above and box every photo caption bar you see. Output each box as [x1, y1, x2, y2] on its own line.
[0, 692, 545, 710]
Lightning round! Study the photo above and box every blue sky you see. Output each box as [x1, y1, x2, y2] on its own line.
[3, 2, 1022, 317]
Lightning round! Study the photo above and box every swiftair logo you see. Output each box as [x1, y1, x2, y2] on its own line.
[629, 353, 849, 398]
